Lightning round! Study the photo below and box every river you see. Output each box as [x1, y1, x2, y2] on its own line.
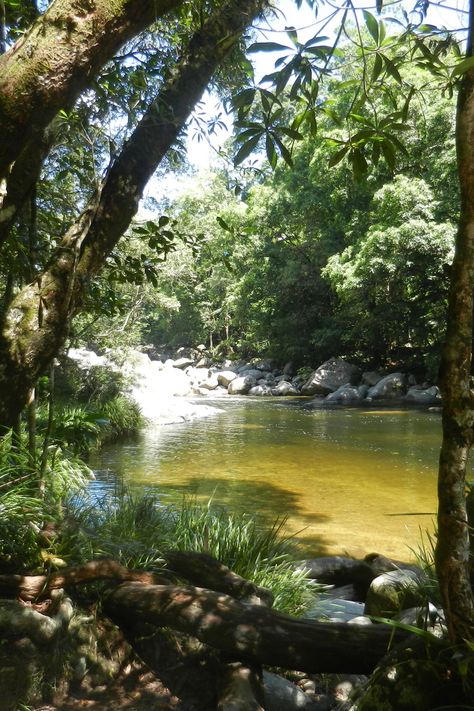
[90, 397, 445, 561]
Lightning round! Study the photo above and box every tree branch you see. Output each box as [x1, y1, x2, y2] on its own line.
[104, 581, 412, 674]
[0, 0, 183, 179]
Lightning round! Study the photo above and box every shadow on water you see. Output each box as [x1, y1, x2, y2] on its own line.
[92, 470, 331, 555]
[90, 399, 446, 558]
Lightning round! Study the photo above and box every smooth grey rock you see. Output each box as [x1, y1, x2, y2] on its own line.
[195, 356, 212, 368]
[263, 671, 322, 711]
[241, 368, 265, 380]
[367, 372, 407, 400]
[357, 384, 369, 398]
[364, 569, 428, 617]
[172, 357, 195, 369]
[199, 374, 219, 390]
[348, 615, 373, 626]
[283, 361, 295, 376]
[395, 603, 440, 629]
[302, 358, 361, 396]
[272, 381, 299, 396]
[304, 596, 365, 622]
[249, 384, 273, 396]
[255, 359, 274, 372]
[364, 553, 424, 579]
[404, 385, 441, 405]
[296, 556, 374, 589]
[326, 384, 363, 403]
[217, 370, 238, 387]
[227, 375, 256, 394]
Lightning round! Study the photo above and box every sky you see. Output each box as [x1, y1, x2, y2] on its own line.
[143, 0, 468, 210]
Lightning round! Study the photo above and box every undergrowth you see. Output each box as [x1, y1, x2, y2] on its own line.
[58, 490, 317, 615]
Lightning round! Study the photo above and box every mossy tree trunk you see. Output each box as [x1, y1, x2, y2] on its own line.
[0, 0, 269, 428]
[0, 0, 183, 181]
[436, 0, 474, 643]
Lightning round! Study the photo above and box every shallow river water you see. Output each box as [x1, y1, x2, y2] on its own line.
[90, 398, 445, 560]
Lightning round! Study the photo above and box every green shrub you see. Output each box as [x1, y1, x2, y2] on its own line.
[55, 358, 127, 406]
[61, 491, 317, 615]
[59, 488, 169, 569]
[100, 396, 143, 442]
[172, 500, 317, 615]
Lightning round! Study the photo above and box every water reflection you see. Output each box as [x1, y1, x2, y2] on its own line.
[90, 399, 444, 560]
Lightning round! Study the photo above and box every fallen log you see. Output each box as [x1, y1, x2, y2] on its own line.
[104, 582, 412, 674]
[0, 559, 169, 600]
[0, 552, 272, 604]
[163, 550, 273, 606]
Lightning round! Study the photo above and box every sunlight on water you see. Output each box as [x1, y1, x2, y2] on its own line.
[90, 399, 446, 560]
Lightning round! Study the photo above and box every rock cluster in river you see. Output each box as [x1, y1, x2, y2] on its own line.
[136, 348, 441, 405]
[67, 347, 441, 425]
[284, 552, 447, 710]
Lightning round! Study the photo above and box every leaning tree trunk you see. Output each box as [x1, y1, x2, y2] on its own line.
[0, 0, 269, 428]
[0, 0, 183, 181]
[436, 0, 474, 643]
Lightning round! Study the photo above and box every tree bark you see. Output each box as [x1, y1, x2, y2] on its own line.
[105, 581, 411, 674]
[163, 550, 273, 606]
[0, 0, 269, 428]
[0, 0, 183, 179]
[436, 0, 474, 643]
[0, 559, 169, 600]
[0, 119, 60, 249]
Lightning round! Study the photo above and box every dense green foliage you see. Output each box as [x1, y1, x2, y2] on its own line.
[90, 72, 456, 377]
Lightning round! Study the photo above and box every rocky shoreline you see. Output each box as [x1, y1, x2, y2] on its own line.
[67, 347, 441, 425]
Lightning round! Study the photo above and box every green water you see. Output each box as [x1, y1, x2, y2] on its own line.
[90, 398, 443, 560]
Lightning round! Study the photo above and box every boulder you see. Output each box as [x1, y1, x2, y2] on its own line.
[199, 374, 219, 390]
[301, 358, 361, 396]
[195, 356, 212, 368]
[263, 671, 322, 711]
[295, 556, 373, 600]
[361, 371, 382, 386]
[240, 368, 265, 380]
[172, 357, 195, 369]
[186, 366, 209, 385]
[217, 370, 238, 387]
[283, 361, 295, 376]
[304, 596, 365, 622]
[227, 376, 256, 395]
[249, 384, 273, 396]
[364, 553, 424, 579]
[326, 384, 363, 403]
[272, 381, 299, 396]
[404, 385, 441, 405]
[364, 568, 428, 617]
[367, 372, 407, 400]
[254, 359, 274, 372]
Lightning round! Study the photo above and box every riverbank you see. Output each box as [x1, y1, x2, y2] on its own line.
[67, 347, 442, 426]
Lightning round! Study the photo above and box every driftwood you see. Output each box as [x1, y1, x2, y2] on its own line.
[104, 581, 410, 674]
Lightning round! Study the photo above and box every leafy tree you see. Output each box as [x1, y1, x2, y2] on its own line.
[0, 0, 271, 427]
[1, 0, 474, 650]
[324, 175, 455, 373]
